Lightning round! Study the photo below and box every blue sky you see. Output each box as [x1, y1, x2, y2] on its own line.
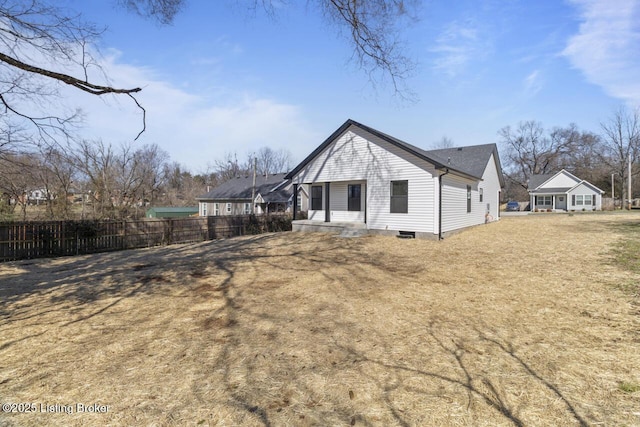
[64, 0, 640, 171]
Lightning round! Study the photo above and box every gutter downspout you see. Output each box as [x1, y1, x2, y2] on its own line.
[439, 168, 450, 240]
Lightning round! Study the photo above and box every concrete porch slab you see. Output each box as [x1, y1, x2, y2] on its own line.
[292, 220, 367, 235]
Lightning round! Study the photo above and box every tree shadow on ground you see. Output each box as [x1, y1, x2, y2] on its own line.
[0, 231, 606, 425]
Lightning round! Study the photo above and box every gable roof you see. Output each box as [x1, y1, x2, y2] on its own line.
[528, 169, 604, 194]
[528, 173, 555, 190]
[425, 144, 506, 187]
[285, 119, 487, 182]
[197, 173, 290, 201]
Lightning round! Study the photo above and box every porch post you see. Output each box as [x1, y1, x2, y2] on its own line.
[325, 182, 330, 223]
[292, 183, 298, 220]
[552, 195, 556, 210]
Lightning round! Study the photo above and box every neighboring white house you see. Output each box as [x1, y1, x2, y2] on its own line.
[528, 169, 605, 211]
[286, 119, 505, 239]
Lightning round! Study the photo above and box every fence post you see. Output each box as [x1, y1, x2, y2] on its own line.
[122, 220, 127, 250]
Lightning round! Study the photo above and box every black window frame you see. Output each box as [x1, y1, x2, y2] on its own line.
[390, 180, 408, 214]
[347, 184, 361, 212]
[311, 185, 323, 210]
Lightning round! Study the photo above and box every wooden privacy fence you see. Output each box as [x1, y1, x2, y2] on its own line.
[0, 214, 292, 262]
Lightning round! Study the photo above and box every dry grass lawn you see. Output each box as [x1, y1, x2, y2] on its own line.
[1, 212, 640, 426]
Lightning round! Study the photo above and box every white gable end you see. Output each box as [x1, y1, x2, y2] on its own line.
[539, 171, 580, 189]
[291, 126, 439, 234]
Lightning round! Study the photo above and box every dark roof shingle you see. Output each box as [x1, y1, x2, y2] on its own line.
[197, 173, 290, 201]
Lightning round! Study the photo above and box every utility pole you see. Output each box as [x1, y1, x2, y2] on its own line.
[611, 173, 615, 209]
[251, 157, 257, 214]
[629, 154, 633, 210]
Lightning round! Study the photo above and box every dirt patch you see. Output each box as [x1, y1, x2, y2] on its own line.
[1, 213, 640, 426]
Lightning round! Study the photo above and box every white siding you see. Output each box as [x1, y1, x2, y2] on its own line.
[329, 181, 366, 222]
[480, 153, 502, 221]
[441, 175, 482, 232]
[567, 183, 601, 210]
[292, 126, 438, 233]
[539, 171, 580, 189]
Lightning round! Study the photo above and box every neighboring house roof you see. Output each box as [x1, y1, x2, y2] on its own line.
[197, 173, 291, 201]
[528, 169, 604, 194]
[425, 144, 506, 187]
[285, 119, 489, 182]
[527, 173, 554, 189]
[146, 207, 199, 218]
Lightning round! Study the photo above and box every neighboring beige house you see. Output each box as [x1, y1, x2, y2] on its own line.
[528, 169, 604, 211]
[286, 119, 505, 239]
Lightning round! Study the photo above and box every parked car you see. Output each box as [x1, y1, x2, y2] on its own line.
[506, 201, 520, 211]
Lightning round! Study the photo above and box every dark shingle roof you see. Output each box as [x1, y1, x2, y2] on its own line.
[286, 119, 504, 185]
[528, 173, 554, 189]
[425, 144, 504, 185]
[197, 173, 290, 201]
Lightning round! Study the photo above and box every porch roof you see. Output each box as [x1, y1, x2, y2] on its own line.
[529, 187, 571, 194]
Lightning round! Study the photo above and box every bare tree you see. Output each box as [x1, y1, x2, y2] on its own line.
[318, 0, 417, 98]
[0, 0, 145, 148]
[600, 106, 640, 205]
[0, 153, 37, 219]
[0, 0, 416, 149]
[498, 121, 578, 190]
[431, 136, 455, 149]
[253, 147, 292, 175]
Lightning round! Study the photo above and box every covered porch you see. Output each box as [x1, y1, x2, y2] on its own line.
[529, 191, 569, 211]
[292, 180, 367, 225]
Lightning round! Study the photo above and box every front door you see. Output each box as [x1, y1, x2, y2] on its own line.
[556, 195, 567, 210]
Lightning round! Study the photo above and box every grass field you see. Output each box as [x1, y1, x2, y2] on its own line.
[1, 212, 639, 426]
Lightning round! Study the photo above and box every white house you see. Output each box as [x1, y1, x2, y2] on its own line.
[286, 119, 505, 239]
[528, 169, 604, 211]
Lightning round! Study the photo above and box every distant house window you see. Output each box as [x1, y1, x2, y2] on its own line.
[479, 188, 483, 203]
[467, 185, 471, 213]
[348, 184, 361, 211]
[573, 194, 592, 207]
[390, 180, 408, 213]
[538, 196, 552, 206]
[214, 203, 220, 216]
[244, 203, 251, 214]
[202, 203, 207, 216]
[226, 203, 231, 213]
[311, 185, 323, 210]
[296, 194, 302, 211]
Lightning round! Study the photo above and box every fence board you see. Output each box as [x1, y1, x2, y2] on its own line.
[0, 214, 291, 262]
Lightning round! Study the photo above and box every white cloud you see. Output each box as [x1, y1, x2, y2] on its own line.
[68, 51, 320, 171]
[523, 69, 543, 97]
[563, 0, 640, 105]
[430, 20, 490, 77]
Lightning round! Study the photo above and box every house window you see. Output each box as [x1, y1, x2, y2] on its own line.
[296, 194, 302, 211]
[467, 185, 471, 213]
[348, 184, 361, 211]
[576, 195, 584, 206]
[311, 185, 323, 210]
[538, 196, 552, 206]
[584, 195, 592, 205]
[214, 203, 220, 216]
[226, 203, 231, 213]
[202, 203, 207, 216]
[244, 203, 251, 214]
[390, 180, 408, 213]
[479, 188, 483, 203]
